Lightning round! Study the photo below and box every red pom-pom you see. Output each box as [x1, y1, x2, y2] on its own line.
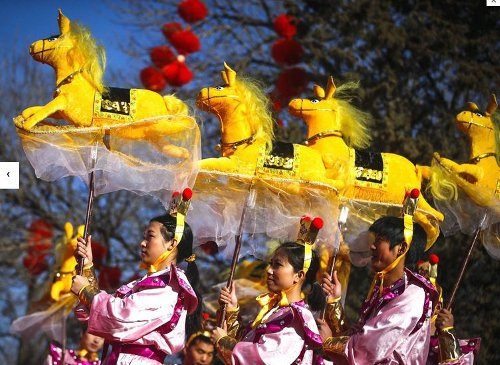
[201, 312, 210, 321]
[182, 187, 193, 200]
[169, 30, 201, 55]
[150, 46, 175, 68]
[312, 217, 324, 230]
[201, 241, 219, 255]
[162, 22, 183, 40]
[140, 67, 166, 92]
[429, 253, 439, 265]
[162, 60, 193, 87]
[172, 191, 181, 198]
[271, 39, 304, 66]
[410, 188, 420, 199]
[301, 215, 312, 222]
[416, 259, 425, 267]
[276, 67, 309, 98]
[274, 14, 297, 38]
[178, 0, 208, 23]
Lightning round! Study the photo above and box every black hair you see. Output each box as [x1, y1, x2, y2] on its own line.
[368, 216, 426, 269]
[274, 241, 325, 311]
[188, 334, 214, 348]
[150, 214, 202, 335]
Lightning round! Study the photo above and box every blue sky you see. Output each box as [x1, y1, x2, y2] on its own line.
[2, 0, 132, 75]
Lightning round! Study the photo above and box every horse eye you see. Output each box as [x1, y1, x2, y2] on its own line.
[311, 99, 320, 104]
[215, 86, 225, 90]
[46, 35, 59, 42]
[475, 112, 483, 117]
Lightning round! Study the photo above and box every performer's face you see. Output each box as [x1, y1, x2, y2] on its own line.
[140, 221, 173, 265]
[369, 233, 400, 272]
[183, 340, 215, 365]
[80, 331, 104, 353]
[266, 251, 302, 293]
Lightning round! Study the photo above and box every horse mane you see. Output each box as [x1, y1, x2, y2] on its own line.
[67, 22, 106, 93]
[234, 76, 275, 150]
[333, 81, 372, 149]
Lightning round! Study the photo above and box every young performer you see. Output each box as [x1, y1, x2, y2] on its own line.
[44, 327, 104, 365]
[71, 189, 201, 365]
[182, 331, 215, 365]
[212, 217, 324, 365]
[318, 216, 438, 364]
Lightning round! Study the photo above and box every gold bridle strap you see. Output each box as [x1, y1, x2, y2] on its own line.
[304, 130, 343, 146]
[469, 152, 497, 164]
[216, 134, 255, 152]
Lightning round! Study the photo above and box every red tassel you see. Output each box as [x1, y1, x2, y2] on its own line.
[162, 60, 193, 87]
[276, 67, 309, 98]
[169, 29, 201, 55]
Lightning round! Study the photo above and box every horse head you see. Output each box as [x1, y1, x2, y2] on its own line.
[289, 76, 371, 150]
[197, 63, 274, 156]
[456, 94, 498, 140]
[29, 10, 105, 93]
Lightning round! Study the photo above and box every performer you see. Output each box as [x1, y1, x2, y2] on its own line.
[44, 327, 104, 365]
[181, 331, 215, 365]
[417, 256, 481, 364]
[212, 217, 324, 365]
[318, 216, 438, 364]
[71, 193, 200, 364]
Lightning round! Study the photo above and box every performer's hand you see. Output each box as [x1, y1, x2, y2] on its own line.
[322, 270, 342, 301]
[436, 308, 454, 330]
[75, 235, 93, 267]
[219, 282, 238, 310]
[316, 318, 333, 341]
[71, 275, 90, 296]
[212, 321, 228, 343]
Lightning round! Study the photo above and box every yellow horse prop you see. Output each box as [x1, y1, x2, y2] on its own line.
[288, 77, 444, 247]
[13, 10, 194, 159]
[50, 222, 84, 302]
[196, 63, 344, 191]
[430, 94, 499, 210]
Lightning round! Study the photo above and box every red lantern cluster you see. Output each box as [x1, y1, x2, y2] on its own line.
[23, 219, 54, 276]
[98, 266, 122, 291]
[269, 14, 309, 115]
[140, 1, 208, 91]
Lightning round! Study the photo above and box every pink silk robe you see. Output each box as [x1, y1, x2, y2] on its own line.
[231, 301, 323, 365]
[44, 343, 100, 365]
[85, 265, 197, 365]
[331, 269, 438, 365]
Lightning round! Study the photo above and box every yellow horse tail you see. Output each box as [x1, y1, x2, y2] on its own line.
[428, 159, 459, 201]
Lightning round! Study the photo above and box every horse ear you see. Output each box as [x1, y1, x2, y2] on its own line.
[325, 76, 336, 100]
[466, 102, 479, 112]
[64, 222, 73, 240]
[76, 225, 85, 238]
[58, 9, 71, 35]
[313, 85, 325, 98]
[486, 94, 498, 117]
[223, 62, 237, 86]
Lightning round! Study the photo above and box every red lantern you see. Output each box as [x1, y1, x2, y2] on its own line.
[276, 67, 309, 98]
[150, 46, 176, 68]
[162, 22, 183, 40]
[23, 254, 48, 275]
[274, 14, 297, 38]
[91, 241, 107, 269]
[178, 0, 208, 23]
[169, 29, 201, 55]
[98, 266, 122, 291]
[28, 219, 53, 254]
[162, 58, 193, 87]
[271, 39, 304, 66]
[140, 67, 167, 92]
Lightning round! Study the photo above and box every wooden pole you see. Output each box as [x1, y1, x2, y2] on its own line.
[445, 212, 487, 310]
[218, 184, 256, 327]
[320, 205, 349, 320]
